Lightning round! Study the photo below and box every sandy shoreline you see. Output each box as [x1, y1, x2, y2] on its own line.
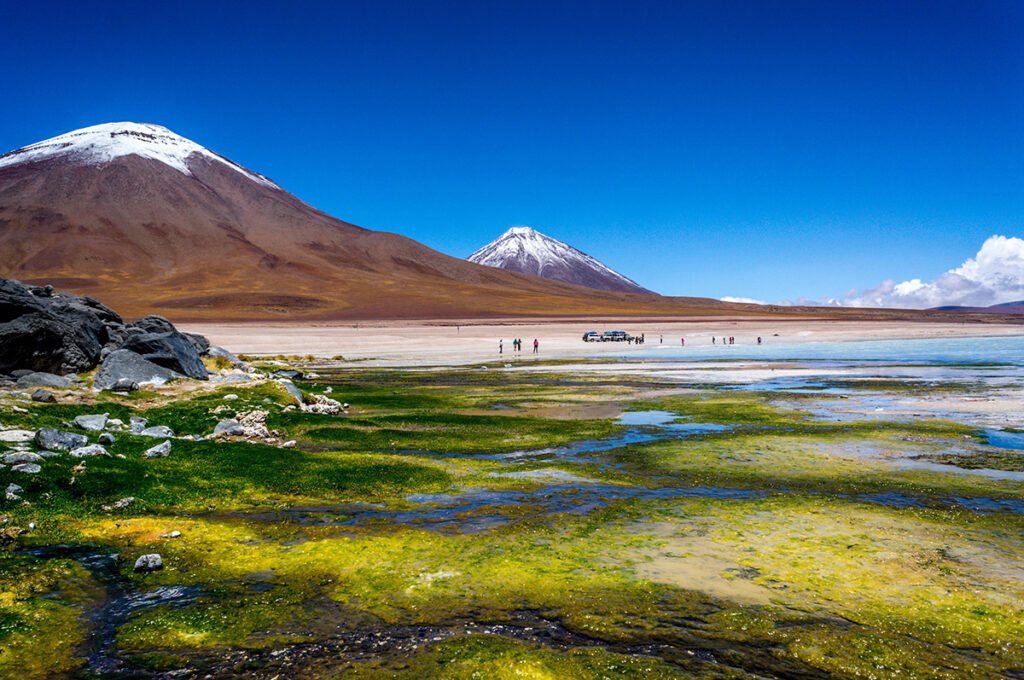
[178, 318, 1024, 366]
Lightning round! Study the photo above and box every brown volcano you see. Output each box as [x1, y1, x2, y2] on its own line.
[0, 123, 1019, 324]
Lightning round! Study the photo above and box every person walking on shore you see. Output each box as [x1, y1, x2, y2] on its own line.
[499, 339, 503, 354]
[533, 339, 539, 354]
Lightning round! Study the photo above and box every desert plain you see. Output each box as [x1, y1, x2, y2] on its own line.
[182, 318, 1024, 364]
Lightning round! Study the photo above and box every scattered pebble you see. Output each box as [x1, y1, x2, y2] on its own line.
[161, 530, 182, 539]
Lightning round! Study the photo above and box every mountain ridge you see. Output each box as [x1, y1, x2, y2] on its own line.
[0, 122, 726, 321]
[1, 122, 1021, 325]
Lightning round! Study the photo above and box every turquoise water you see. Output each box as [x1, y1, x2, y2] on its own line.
[630, 334, 1024, 364]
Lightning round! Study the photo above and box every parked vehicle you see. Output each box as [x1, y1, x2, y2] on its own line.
[582, 332, 601, 342]
[602, 330, 633, 342]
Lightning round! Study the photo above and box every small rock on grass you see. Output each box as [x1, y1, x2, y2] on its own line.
[161, 530, 181, 539]
[98, 433, 115, 445]
[34, 428, 88, 451]
[129, 416, 148, 434]
[213, 419, 243, 436]
[6, 483, 23, 495]
[0, 430, 35, 443]
[277, 379, 305, 405]
[143, 441, 171, 459]
[102, 497, 135, 512]
[12, 463, 41, 474]
[69, 444, 111, 458]
[3, 452, 42, 465]
[110, 378, 139, 393]
[140, 426, 174, 438]
[133, 554, 163, 573]
[73, 414, 108, 431]
[30, 388, 56, 403]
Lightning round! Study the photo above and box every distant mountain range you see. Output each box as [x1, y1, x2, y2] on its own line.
[0, 122, 726, 320]
[930, 300, 1024, 314]
[1, 122, 1021, 324]
[468, 226, 653, 294]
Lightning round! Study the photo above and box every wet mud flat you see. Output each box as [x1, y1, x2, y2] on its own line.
[3, 350, 1024, 678]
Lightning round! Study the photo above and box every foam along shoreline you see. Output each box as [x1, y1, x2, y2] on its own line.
[178, 319, 1024, 366]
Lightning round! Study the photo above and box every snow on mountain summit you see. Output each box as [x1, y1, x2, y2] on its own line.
[468, 226, 654, 294]
[0, 122, 278, 188]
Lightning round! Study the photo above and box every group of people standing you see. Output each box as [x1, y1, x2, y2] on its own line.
[710, 336, 763, 345]
[500, 338, 538, 354]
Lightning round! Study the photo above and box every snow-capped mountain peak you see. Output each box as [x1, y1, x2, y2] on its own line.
[468, 226, 654, 294]
[0, 122, 278, 188]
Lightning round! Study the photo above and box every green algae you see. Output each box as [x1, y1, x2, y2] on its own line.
[2, 359, 1024, 678]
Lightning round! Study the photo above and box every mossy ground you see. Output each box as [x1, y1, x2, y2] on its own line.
[1, 362, 1022, 678]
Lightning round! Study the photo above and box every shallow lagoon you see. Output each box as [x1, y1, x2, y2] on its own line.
[2, 335, 1024, 678]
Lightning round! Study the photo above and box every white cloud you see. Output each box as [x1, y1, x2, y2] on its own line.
[720, 296, 766, 305]
[841, 235, 1024, 309]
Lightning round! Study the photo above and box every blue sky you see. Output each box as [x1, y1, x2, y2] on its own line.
[2, 1, 1022, 304]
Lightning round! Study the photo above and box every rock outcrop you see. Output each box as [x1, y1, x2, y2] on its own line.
[1, 277, 212, 384]
[0, 278, 121, 375]
[93, 350, 182, 391]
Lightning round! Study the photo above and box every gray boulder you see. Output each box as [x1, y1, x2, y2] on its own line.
[98, 433, 116, 445]
[110, 378, 139, 393]
[3, 452, 43, 465]
[183, 332, 211, 356]
[31, 388, 56, 403]
[129, 416, 148, 433]
[0, 277, 122, 375]
[34, 428, 88, 451]
[277, 379, 305, 405]
[210, 371, 251, 383]
[271, 370, 304, 380]
[12, 463, 41, 474]
[133, 553, 163, 573]
[208, 345, 243, 365]
[213, 419, 244, 436]
[94, 350, 182, 391]
[119, 318, 208, 380]
[17, 372, 73, 389]
[6, 483, 24, 495]
[143, 440, 171, 458]
[69, 444, 110, 458]
[73, 414, 109, 431]
[140, 426, 174, 438]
